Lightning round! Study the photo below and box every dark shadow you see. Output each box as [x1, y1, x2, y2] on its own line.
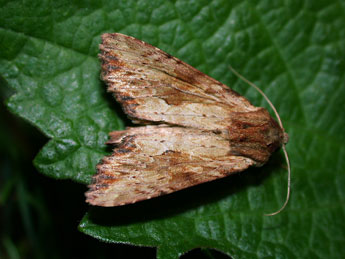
[99, 78, 134, 128]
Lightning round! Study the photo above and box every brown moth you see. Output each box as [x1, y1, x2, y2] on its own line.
[85, 33, 289, 208]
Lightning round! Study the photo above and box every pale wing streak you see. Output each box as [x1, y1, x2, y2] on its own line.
[104, 66, 227, 107]
[107, 74, 224, 105]
[105, 63, 225, 104]
[133, 111, 229, 119]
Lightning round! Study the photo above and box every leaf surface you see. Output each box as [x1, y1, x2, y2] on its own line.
[1, 0, 345, 258]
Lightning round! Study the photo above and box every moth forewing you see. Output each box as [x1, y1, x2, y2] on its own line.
[86, 33, 287, 207]
[86, 126, 256, 206]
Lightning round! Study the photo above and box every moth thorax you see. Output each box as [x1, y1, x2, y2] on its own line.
[227, 108, 285, 164]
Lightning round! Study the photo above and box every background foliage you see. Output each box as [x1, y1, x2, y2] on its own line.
[1, 0, 345, 258]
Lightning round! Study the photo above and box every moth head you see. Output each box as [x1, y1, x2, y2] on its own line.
[264, 114, 287, 151]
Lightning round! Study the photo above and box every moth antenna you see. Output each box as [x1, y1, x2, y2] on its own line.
[264, 144, 290, 216]
[229, 66, 290, 216]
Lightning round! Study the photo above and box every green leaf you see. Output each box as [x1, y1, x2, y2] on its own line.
[1, 0, 345, 258]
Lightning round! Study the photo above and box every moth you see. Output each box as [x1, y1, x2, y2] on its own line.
[85, 33, 289, 210]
